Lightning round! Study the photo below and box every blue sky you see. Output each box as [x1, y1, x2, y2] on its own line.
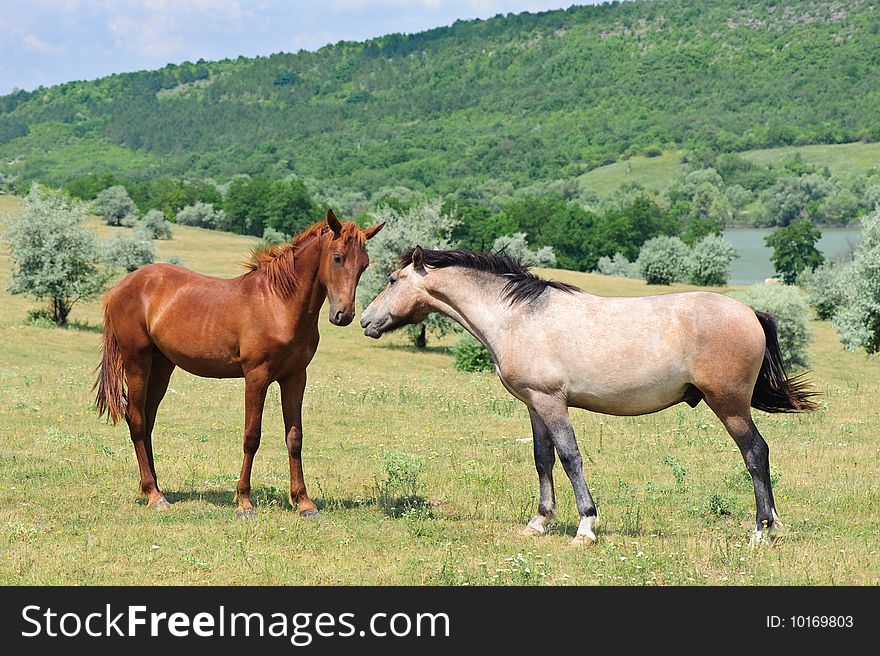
[0, 1, 601, 95]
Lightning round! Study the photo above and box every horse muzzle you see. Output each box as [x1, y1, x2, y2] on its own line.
[329, 308, 355, 326]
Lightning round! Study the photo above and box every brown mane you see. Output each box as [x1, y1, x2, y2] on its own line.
[244, 220, 366, 296]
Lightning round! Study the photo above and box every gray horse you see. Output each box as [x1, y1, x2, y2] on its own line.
[360, 247, 817, 544]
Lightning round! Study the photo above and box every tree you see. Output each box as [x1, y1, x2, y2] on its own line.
[687, 234, 738, 286]
[596, 253, 639, 278]
[491, 233, 556, 267]
[94, 185, 138, 226]
[800, 262, 849, 320]
[357, 200, 460, 348]
[765, 218, 824, 284]
[683, 182, 728, 245]
[104, 229, 156, 272]
[636, 236, 690, 285]
[175, 201, 225, 229]
[139, 209, 173, 239]
[833, 208, 880, 353]
[6, 186, 109, 325]
[265, 178, 319, 235]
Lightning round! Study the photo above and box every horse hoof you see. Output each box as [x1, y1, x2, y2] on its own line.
[234, 507, 256, 520]
[300, 508, 321, 519]
[522, 516, 546, 536]
[150, 498, 171, 511]
[571, 531, 597, 546]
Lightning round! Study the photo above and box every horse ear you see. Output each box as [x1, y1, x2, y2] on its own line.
[325, 209, 342, 236]
[362, 222, 385, 240]
[412, 245, 425, 270]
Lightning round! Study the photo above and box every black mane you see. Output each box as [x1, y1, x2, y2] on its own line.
[398, 248, 579, 305]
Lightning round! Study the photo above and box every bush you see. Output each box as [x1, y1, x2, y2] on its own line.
[731, 283, 812, 369]
[687, 234, 738, 286]
[799, 261, 848, 320]
[175, 202, 224, 229]
[94, 185, 137, 226]
[492, 232, 556, 267]
[452, 334, 495, 372]
[6, 186, 109, 325]
[104, 229, 156, 272]
[596, 252, 640, 278]
[833, 208, 880, 353]
[138, 209, 172, 240]
[260, 226, 289, 246]
[636, 235, 690, 284]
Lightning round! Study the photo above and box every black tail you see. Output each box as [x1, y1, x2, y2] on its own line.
[751, 310, 819, 413]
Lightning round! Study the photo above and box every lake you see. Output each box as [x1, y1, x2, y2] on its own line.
[723, 227, 862, 284]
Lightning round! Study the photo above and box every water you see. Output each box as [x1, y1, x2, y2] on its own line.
[723, 227, 862, 285]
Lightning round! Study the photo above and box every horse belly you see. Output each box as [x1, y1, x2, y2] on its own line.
[567, 376, 690, 416]
[150, 322, 243, 378]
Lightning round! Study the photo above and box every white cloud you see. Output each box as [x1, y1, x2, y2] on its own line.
[22, 34, 65, 55]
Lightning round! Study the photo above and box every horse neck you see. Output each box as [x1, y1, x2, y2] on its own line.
[424, 269, 514, 352]
[273, 236, 327, 322]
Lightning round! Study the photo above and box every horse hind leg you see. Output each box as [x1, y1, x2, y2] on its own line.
[704, 391, 781, 545]
[120, 347, 168, 509]
[142, 351, 176, 510]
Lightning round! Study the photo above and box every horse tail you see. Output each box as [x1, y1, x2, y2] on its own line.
[750, 310, 819, 413]
[94, 302, 127, 424]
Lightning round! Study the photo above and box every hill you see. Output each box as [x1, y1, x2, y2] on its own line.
[2, 0, 880, 197]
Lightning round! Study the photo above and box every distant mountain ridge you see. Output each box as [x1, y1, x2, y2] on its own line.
[1, 0, 879, 195]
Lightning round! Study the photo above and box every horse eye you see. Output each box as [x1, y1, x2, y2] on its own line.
[333, 253, 344, 264]
[388, 276, 396, 285]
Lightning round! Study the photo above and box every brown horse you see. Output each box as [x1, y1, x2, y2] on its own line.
[95, 210, 383, 518]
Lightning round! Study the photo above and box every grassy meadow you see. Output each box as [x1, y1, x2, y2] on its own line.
[1, 193, 878, 585]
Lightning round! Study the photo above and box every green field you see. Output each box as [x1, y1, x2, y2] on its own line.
[575, 141, 880, 197]
[1, 194, 878, 585]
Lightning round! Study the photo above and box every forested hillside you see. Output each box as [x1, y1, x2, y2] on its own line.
[2, 0, 879, 196]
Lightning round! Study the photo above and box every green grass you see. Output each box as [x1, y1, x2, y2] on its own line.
[1, 195, 878, 585]
[740, 142, 880, 179]
[573, 141, 880, 198]
[576, 150, 688, 196]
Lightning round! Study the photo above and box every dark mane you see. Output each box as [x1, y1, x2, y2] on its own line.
[398, 248, 579, 305]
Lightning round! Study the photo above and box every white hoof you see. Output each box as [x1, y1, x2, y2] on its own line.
[571, 515, 598, 545]
[750, 519, 783, 547]
[522, 515, 548, 536]
[571, 531, 596, 546]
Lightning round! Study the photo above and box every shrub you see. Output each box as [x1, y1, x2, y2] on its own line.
[492, 232, 556, 267]
[452, 334, 495, 372]
[175, 202, 224, 229]
[833, 208, 880, 353]
[104, 229, 156, 272]
[139, 209, 173, 240]
[94, 185, 137, 226]
[260, 226, 289, 246]
[596, 252, 640, 278]
[376, 449, 428, 516]
[636, 235, 690, 284]
[731, 283, 812, 369]
[6, 186, 109, 325]
[799, 261, 848, 320]
[687, 234, 738, 286]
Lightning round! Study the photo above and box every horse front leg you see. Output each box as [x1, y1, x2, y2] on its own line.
[532, 396, 599, 545]
[522, 407, 557, 536]
[234, 371, 269, 519]
[280, 373, 319, 518]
